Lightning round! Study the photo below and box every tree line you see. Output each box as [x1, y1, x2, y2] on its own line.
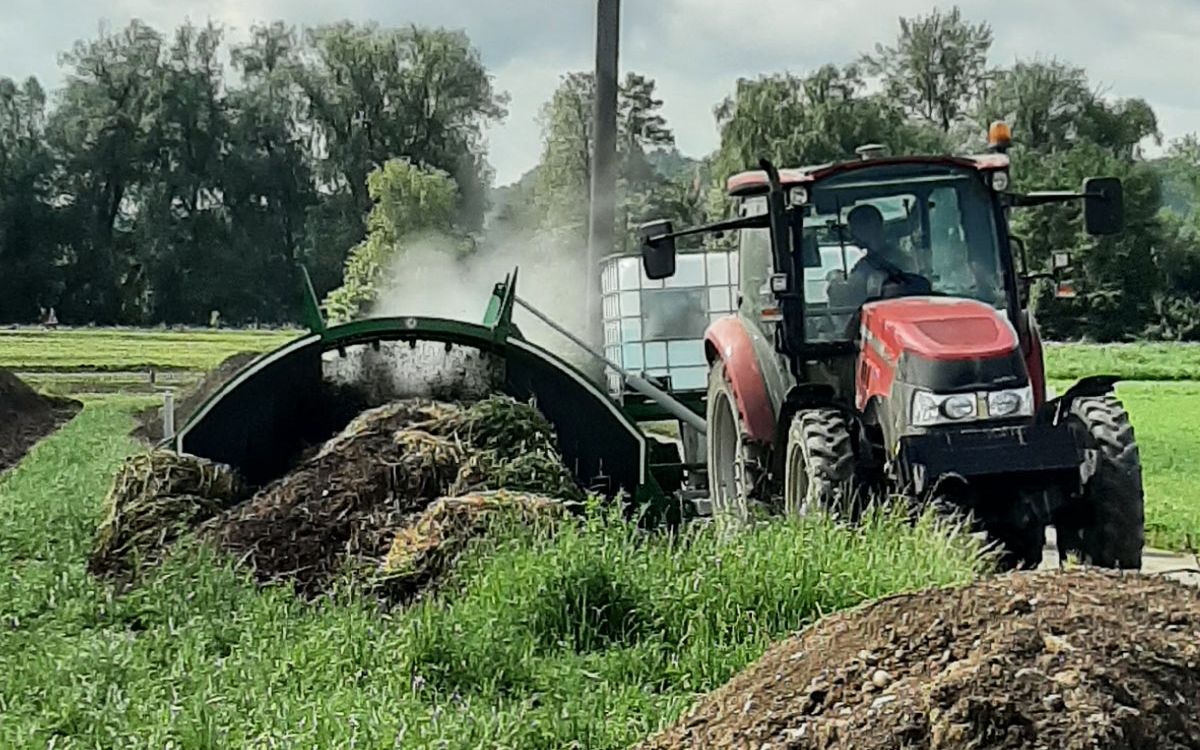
[0, 20, 505, 326]
[1, 8, 1199, 340]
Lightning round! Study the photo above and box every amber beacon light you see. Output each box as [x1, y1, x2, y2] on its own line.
[988, 121, 1012, 152]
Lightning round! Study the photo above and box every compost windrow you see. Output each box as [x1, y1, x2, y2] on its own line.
[94, 393, 583, 597]
[0, 368, 81, 473]
[638, 568, 1200, 750]
[131, 350, 262, 443]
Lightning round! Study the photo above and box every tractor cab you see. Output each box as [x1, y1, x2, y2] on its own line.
[731, 156, 1015, 346]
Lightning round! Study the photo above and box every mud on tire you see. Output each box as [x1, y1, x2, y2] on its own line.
[1056, 393, 1145, 569]
[783, 409, 863, 518]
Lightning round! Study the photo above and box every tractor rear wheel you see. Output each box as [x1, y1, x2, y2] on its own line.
[783, 409, 860, 518]
[706, 360, 766, 521]
[1056, 394, 1145, 569]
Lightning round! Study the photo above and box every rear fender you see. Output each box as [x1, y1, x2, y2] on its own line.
[704, 316, 779, 445]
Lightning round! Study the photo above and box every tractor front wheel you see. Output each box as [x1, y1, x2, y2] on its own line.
[706, 360, 766, 521]
[1056, 393, 1145, 569]
[783, 409, 860, 518]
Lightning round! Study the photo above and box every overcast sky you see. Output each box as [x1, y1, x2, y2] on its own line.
[1, 0, 1196, 185]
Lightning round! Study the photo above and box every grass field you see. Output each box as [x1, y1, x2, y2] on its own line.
[0, 404, 984, 749]
[1109, 382, 1200, 552]
[0, 328, 296, 372]
[3, 327, 1200, 381]
[1044, 342, 1200, 382]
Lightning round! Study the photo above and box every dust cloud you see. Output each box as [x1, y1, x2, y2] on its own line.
[369, 228, 603, 376]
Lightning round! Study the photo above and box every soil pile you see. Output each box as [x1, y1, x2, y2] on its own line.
[96, 394, 584, 598]
[0, 368, 81, 472]
[638, 569, 1200, 750]
[132, 351, 260, 443]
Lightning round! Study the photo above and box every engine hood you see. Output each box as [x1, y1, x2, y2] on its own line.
[860, 297, 1019, 363]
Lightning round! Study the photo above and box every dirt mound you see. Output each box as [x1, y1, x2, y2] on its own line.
[85, 395, 585, 596]
[376, 491, 564, 600]
[132, 351, 261, 443]
[638, 569, 1200, 750]
[88, 451, 248, 576]
[0, 368, 81, 473]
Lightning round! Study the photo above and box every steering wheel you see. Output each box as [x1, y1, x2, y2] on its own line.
[862, 253, 932, 298]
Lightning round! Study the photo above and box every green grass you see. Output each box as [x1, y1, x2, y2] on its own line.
[0, 328, 296, 372]
[1045, 342, 1200, 382]
[0, 403, 984, 749]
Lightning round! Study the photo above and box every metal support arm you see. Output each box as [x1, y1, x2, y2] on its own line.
[514, 295, 708, 435]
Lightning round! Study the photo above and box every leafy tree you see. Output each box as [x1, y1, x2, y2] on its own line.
[226, 22, 320, 321]
[323, 158, 466, 322]
[862, 5, 993, 132]
[711, 64, 919, 185]
[294, 22, 507, 234]
[0, 76, 60, 322]
[47, 20, 165, 323]
[131, 21, 233, 324]
[530, 71, 677, 247]
[975, 57, 1165, 340]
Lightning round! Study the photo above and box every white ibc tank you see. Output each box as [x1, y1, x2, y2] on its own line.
[600, 249, 739, 398]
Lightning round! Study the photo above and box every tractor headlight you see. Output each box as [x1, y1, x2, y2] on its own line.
[942, 395, 976, 420]
[910, 385, 1033, 427]
[987, 386, 1033, 418]
[912, 391, 977, 426]
[912, 390, 975, 426]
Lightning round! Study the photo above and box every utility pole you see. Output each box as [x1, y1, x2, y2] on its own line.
[587, 0, 620, 382]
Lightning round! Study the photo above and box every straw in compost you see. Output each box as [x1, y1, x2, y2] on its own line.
[88, 450, 247, 575]
[376, 491, 565, 599]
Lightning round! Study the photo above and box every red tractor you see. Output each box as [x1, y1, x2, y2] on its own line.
[637, 126, 1144, 571]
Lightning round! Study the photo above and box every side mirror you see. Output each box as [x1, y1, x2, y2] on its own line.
[1082, 177, 1123, 236]
[638, 219, 677, 280]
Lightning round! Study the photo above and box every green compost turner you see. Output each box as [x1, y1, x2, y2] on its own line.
[169, 268, 707, 523]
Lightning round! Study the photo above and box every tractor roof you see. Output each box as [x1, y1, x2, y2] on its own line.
[725, 153, 1010, 197]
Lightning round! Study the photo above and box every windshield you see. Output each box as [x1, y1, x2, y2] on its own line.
[799, 166, 1006, 342]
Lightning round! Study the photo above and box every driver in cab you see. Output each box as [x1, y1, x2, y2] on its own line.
[829, 203, 931, 309]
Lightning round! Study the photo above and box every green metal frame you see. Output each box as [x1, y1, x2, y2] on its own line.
[172, 265, 697, 526]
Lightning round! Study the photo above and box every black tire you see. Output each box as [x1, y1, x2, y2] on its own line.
[1056, 394, 1145, 569]
[783, 409, 860, 518]
[705, 361, 767, 521]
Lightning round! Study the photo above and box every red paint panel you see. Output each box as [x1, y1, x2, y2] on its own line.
[705, 317, 776, 445]
[856, 334, 897, 412]
[1023, 311, 1048, 409]
[860, 297, 1019, 362]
